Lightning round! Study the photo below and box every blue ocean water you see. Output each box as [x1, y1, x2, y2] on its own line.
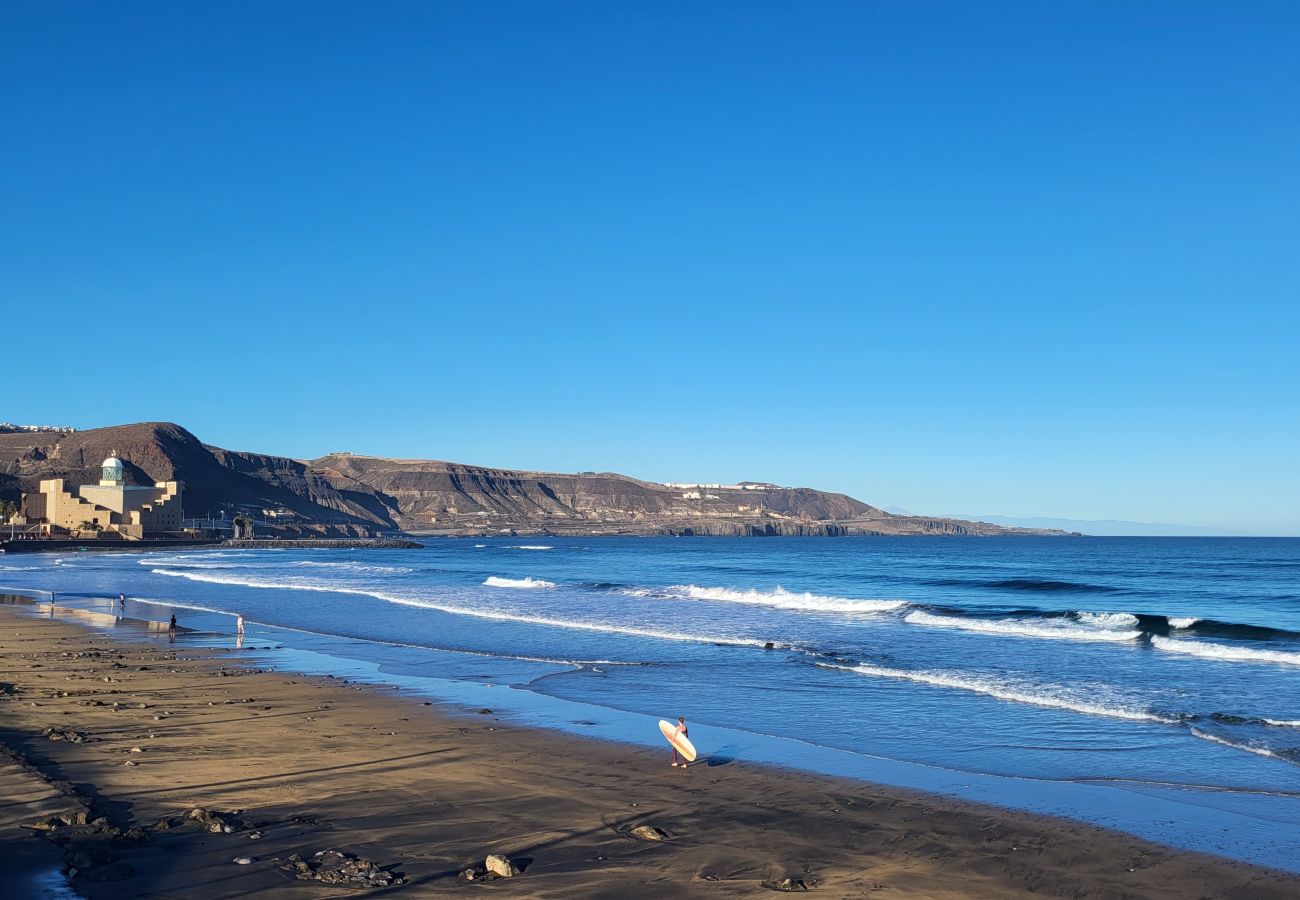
[5, 537, 1300, 865]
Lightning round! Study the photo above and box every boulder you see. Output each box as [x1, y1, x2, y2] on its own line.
[185, 807, 243, 834]
[485, 854, 520, 878]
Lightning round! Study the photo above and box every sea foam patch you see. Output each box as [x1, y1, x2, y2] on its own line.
[667, 585, 906, 614]
[1151, 635, 1300, 667]
[904, 610, 1142, 643]
[820, 662, 1175, 723]
[483, 576, 557, 589]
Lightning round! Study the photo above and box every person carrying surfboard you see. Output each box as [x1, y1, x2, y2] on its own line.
[670, 716, 689, 768]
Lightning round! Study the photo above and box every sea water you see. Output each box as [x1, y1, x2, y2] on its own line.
[5, 537, 1300, 867]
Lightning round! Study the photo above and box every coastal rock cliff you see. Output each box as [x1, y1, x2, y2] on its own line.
[0, 423, 1071, 537]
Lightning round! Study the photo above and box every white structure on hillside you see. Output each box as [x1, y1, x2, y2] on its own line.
[20, 456, 183, 539]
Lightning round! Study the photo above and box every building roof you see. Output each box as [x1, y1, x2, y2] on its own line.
[102, 456, 124, 469]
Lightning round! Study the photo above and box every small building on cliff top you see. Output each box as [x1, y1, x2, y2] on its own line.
[20, 456, 183, 539]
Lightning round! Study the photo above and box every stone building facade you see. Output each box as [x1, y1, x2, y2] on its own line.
[21, 456, 183, 539]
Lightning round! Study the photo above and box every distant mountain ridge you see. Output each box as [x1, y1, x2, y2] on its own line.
[939, 513, 1227, 537]
[0, 422, 1072, 538]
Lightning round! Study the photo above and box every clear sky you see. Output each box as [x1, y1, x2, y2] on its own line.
[3, 3, 1297, 534]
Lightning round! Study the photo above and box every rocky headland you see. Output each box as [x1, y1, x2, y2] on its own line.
[0, 422, 1073, 539]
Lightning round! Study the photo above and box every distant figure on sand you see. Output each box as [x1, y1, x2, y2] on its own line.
[168, 614, 177, 639]
[670, 716, 689, 768]
[120, 593, 126, 609]
[236, 613, 245, 637]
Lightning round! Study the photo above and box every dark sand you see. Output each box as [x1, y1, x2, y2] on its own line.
[2, 604, 1297, 899]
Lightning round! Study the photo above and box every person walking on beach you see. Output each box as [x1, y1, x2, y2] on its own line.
[168, 614, 177, 640]
[119, 593, 126, 609]
[670, 716, 689, 768]
[236, 613, 245, 637]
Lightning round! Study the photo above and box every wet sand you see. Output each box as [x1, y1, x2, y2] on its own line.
[2, 604, 1297, 898]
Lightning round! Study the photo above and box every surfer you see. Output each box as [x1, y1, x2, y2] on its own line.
[670, 716, 689, 768]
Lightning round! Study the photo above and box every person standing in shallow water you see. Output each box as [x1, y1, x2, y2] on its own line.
[670, 716, 689, 768]
[168, 614, 177, 640]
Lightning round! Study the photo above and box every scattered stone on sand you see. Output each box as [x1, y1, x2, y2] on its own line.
[185, 807, 244, 834]
[42, 727, 89, 743]
[485, 854, 520, 878]
[233, 856, 254, 865]
[630, 825, 670, 842]
[26, 809, 90, 831]
[775, 877, 809, 892]
[478, 708, 494, 715]
[280, 850, 405, 887]
[460, 866, 484, 881]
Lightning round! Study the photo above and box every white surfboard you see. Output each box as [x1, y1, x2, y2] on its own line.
[658, 719, 697, 762]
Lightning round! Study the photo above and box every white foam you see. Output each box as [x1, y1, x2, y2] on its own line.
[668, 585, 907, 615]
[904, 610, 1142, 643]
[1190, 728, 1286, 761]
[1168, 617, 1201, 629]
[148, 568, 765, 647]
[1075, 611, 1140, 629]
[820, 662, 1175, 724]
[1264, 719, 1300, 728]
[483, 576, 557, 589]
[511, 545, 554, 551]
[1151, 635, 1300, 667]
[293, 561, 413, 575]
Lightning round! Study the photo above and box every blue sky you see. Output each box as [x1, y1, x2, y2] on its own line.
[3, 3, 1297, 534]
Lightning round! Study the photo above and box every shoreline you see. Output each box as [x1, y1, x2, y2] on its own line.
[2, 601, 1298, 897]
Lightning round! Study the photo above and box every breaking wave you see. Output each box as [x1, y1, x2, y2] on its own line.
[667, 585, 906, 615]
[904, 610, 1142, 643]
[820, 662, 1175, 723]
[1190, 728, 1293, 762]
[483, 576, 557, 589]
[1075, 611, 1140, 629]
[1168, 617, 1201, 629]
[510, 545, 554, 551]
[148, 568, 766, 647]
[1151, 635, 1300, 667]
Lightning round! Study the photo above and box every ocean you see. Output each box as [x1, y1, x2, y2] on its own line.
[4, 536, 1299, 869]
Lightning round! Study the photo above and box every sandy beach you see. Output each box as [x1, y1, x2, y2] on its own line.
[2, 602, 1297, 899]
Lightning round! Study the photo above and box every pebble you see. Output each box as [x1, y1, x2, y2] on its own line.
[233, 856, 254, 865]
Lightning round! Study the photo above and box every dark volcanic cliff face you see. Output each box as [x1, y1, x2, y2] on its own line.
[305, 454, 1056, 537]
[0, 423, 390, 529]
